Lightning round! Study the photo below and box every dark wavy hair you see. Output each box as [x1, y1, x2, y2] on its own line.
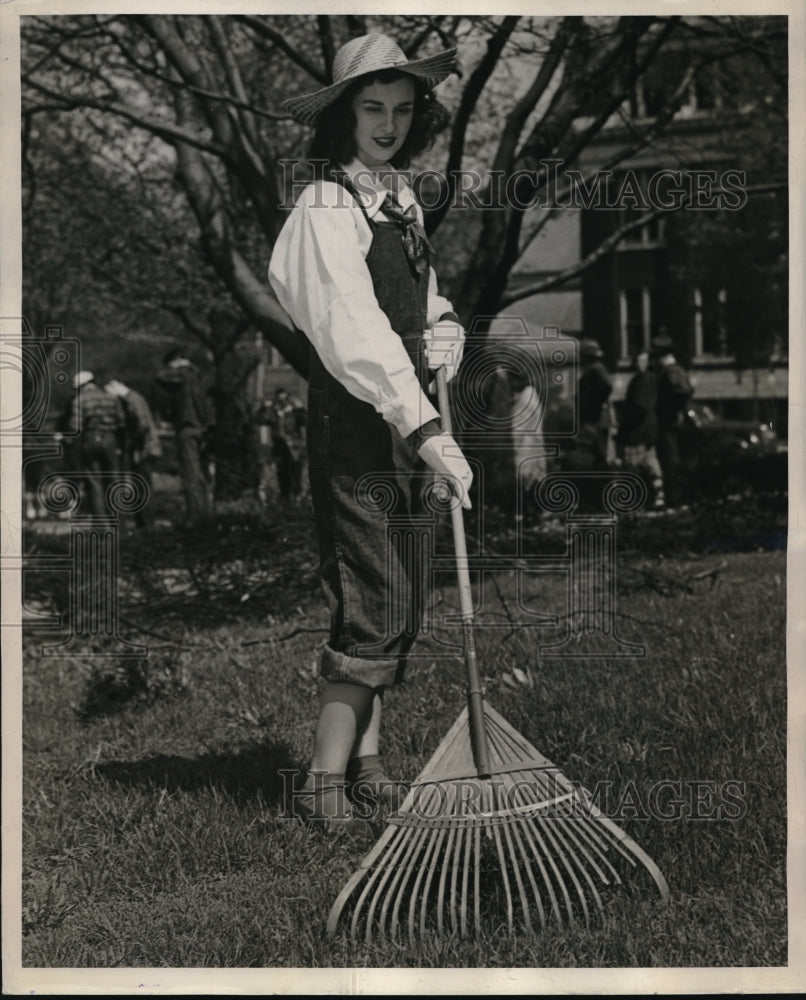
[308, 69, 450, 175]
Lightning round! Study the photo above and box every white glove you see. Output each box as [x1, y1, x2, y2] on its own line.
[418, 432, 473, 510]
[424, 320, 465, 383]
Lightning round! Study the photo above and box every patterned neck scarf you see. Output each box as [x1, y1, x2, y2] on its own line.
[380, 191, 434, 276]
[332, 168, 433, 276]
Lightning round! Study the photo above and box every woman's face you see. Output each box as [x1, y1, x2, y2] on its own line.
[636, 351, 649, 372]
[351, 76, 415, 168]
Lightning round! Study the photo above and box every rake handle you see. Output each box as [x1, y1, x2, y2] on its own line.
[434, 366, 492, 780]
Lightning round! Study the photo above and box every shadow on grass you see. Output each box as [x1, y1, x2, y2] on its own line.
[95, 739, 300, 808]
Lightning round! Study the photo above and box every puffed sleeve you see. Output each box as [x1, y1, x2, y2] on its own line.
[268, 182, 439, 439]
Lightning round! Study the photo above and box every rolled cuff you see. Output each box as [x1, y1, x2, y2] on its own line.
[320, 643, 406, 689]
[386, 386, 440, 440]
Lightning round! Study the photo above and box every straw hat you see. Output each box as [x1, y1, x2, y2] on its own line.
[284, 32, 456, 125]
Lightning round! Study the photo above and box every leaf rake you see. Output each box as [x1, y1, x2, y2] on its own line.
[326, 368, 670, 943]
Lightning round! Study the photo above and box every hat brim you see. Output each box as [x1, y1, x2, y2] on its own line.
[284, 48, 456, 125]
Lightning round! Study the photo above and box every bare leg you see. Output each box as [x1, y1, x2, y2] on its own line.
[309, 681, 375, 778]
[293, 682, 376, 831]
[351, 690, 382, 759]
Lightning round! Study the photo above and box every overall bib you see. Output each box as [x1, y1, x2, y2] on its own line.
[307, 182, 433, 689]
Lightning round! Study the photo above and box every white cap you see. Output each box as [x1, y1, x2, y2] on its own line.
[105, 379, 128, 397]
[73, 371, 94, 389]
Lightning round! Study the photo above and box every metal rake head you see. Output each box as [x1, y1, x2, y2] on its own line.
[327, 760, 669, 944]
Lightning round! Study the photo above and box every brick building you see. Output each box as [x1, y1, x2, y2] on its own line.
[493, 21, 788, 435]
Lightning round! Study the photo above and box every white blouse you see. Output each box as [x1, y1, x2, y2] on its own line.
[268, 159, 461, 439]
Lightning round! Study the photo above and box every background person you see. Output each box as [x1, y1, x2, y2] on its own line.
[155, 348, 214, 525]
[617, 350, 666, 509]
[105, 378, 163, 528]
[566, 338, 613, 471]
[67, 370, 125, 516]
[652, 332, 694, 508]
[264, 387, 306, 503]
[269, 32, 470, 834]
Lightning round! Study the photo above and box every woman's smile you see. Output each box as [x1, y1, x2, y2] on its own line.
[351, 77, 415, 168]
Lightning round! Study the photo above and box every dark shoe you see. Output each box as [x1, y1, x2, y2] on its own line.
[348, 775, 410, 814]
[292, 783, 372, 839]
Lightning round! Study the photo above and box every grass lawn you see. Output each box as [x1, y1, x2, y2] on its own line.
[19, 504, 786, 968]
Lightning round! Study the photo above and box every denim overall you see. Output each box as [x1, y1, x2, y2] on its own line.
[307, 182, 433, 689]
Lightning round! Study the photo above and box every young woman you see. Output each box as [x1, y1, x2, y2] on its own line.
[269, 33, 473, 834]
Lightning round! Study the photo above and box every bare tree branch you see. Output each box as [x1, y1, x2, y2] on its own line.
[206, 16, 260, 150]
[345, 15, 367, 38]
[518, 61, 697, 255]
[492, 17, 575, 175]
[317, 15, 336, 78]
[403, 17, 446, 58]
[171, 85, 308, 374]
[501, 182, 787, 307]
[24, 77, 228, 159]
[234, 15, 326, 84]
[426, 16, 519, 232]
[100, 21, 292, 124]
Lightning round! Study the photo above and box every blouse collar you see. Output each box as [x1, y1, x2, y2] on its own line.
[339, 158, 417, 219]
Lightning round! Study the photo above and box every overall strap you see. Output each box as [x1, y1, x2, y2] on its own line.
[325, 167, 376, 228]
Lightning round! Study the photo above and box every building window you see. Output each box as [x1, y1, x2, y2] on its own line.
[619, 287, 653, 361]
[694, 286, 728, 357]
[616, 170, 667, 247]
[630, 56, 727, 122]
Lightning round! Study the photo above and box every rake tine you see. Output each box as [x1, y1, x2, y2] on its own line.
[327, 824, 396, 938]
[567, 818, 624, 885]
[491, 819, 515, 934]
[436, 821, 458, 938]
[506, 796, 547, 930]
[518, 811, 563, 926]
[383, 825, 428, 942]
[553, 815, 614, 888]
[500, 811, 533, 930]
[574, 792, 670, 899]
[537, 816, 592, 925]
[418, 825, 449, 939]
[505, 778, 546, 926]
[449, 822, 467, 936]
[533, 817, 577, 924]
[460, 820, 473, 937]
[549, 818, 606, 916]
[573, 806, 640, 870]
[406, 822, 442, 945]
[363, 825, 417, 943]
[495, 774, 534, 927]
[473, 824, 482, 934]
[594, 814, 670, 899]
[496, 767, 559, 927]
